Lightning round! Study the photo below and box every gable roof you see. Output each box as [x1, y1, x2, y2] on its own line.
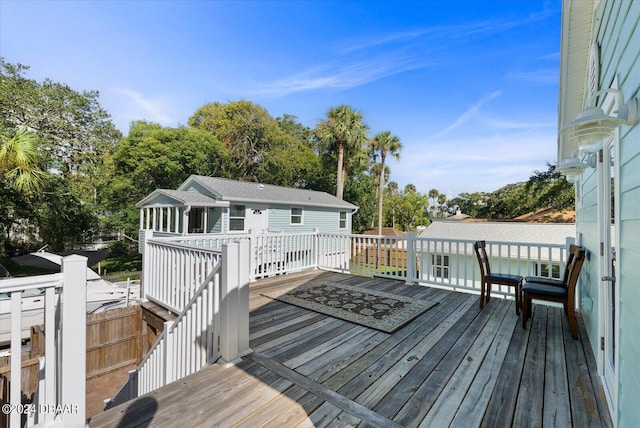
[136, 189, 230, 208]
[178, 176, 358, 210]
[418, 221, 575, 245]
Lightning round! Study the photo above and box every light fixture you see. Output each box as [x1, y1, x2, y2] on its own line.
[561, 88, 638, 147]
[557, 152, 597, 181]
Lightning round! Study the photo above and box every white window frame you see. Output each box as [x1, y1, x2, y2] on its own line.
[290, 207, 303, 225]
[431, 254, 449, 279]
[339, 211, 347, 229]
[228, 205, 246, 232]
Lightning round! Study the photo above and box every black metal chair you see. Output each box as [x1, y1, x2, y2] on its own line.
[474, 241, 524, 314]
[521, 244, 586, 339]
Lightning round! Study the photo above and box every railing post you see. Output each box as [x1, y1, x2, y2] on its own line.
[237, 240, 251, 356]
[312, 228, 319, 268]
[60, 255, 87, 427]
[406, 232, 416, 285]
[140, 229, 153, 300]
[220, 242, 241, 363]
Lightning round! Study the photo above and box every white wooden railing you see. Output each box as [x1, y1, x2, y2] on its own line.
[142, 237, 223, 314]
[106, 239, 250, 410]
[0, 256, 87, 428]
[143, 229, 571, 302]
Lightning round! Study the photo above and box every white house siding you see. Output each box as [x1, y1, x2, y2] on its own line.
[268, 205, 350, 234]
[574, 1, 640, 425]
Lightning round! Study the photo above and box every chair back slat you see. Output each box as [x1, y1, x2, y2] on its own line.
[566, 245, 586, 298]
[474, 240, 491, 277]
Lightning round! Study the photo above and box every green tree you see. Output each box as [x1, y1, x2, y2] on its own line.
[0, 58, 121, 177]
[189, 100, 297, 184]
[104, 121, 230, 237]
[437, 193, 447, 218]
[0, 129, 45, 193]
[428, 188, 439, 217]
[396, 185, 429, 231]
[314, 105, 369, 200]
[0, 59, 121, 247]
[368, 131, 401, 234]
[525, 163, 574, 211]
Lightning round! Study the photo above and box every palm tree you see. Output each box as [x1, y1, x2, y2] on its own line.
[428, 188, 439, 218]
[368, 131, 401, 235]
[0, 129, 45, 193]
[314, 105, 369, 200]
[437, 193, 447, 218]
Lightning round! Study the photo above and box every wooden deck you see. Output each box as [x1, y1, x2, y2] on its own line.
[91, 270, 612, 427]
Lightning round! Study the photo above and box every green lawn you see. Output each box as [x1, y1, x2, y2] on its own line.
[92, 252, 142, 281]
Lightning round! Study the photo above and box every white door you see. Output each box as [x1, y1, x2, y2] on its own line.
[599, 140, 618, 413]
[246, 205, 268, 234]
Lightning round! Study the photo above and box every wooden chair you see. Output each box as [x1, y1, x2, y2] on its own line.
[521, 244, 586, 339]
[474, 241, 524, 314]
[524, 243, 581, 288]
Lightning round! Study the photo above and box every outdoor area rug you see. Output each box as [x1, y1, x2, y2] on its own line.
[262, 280, 438, 333]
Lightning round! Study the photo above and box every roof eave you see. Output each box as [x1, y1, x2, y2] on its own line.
[558, 0, 596, 162]
[219, 196, 358, 210]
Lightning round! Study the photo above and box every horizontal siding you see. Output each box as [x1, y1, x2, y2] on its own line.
[592, 1, 640, 426]
[183, 181, 217, 198]
[268, 205, 351, 234]
[143, 194, 180, 206]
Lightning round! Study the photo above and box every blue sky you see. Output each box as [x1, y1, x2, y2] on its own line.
[1, 0, 561, 197]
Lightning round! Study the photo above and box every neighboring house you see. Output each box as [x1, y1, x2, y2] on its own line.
[417, 221, 576, 283]
[558, 1, 640, 424]
[137, 175, 358, 236]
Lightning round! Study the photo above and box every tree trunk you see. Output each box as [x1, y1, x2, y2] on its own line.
[378, 161, 384, 235]
[336, 143, 345, 200]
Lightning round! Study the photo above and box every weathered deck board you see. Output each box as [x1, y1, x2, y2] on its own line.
[91, 270, 612, 428]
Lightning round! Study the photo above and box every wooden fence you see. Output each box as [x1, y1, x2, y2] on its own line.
[0, 305, 143, 427]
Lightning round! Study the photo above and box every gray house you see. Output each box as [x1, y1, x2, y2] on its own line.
[137, 175, 358, 236]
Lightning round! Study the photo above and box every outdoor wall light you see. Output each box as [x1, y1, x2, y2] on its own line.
[561, 88, 638, 149]
[557, 152, 597, 181]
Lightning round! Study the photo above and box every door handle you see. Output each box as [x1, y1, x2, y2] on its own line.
[602, 276, 615, 282]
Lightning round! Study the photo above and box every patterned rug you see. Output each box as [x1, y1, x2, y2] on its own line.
[262, 280, 438, 333]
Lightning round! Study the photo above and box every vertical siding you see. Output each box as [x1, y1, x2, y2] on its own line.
[586, 1, 640, 425]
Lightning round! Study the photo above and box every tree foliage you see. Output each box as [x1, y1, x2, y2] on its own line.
[314, 105, 369, 199]
[0, 58, 575, 251]
[448, 164, 574, 219]
[368, 131, 401, 234]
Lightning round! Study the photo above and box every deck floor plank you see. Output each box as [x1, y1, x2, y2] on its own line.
[91, 271, 612, 428]
[543, 306, 572, 426]
[449, 303, 519, 427]
[392, 298, 503, 427]
[420, 301, 512, 427]
[513, 305, 548, 426]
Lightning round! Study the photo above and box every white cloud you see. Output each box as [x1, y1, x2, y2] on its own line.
[106, 88, 177, 132]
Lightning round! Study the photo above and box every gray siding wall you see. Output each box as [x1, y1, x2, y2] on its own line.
[579, 2, 640, 425]
[267, 205, 351, 234]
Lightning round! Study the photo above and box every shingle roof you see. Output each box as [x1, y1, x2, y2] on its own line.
[180, 176, 358, 210]
[418, 221, 575, 245]
[136, 189, 229, 208]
